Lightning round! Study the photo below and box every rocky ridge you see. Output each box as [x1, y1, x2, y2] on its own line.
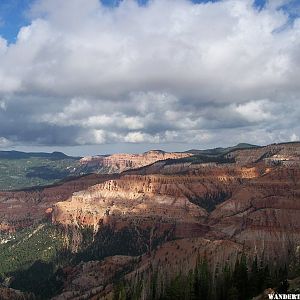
[78, 150, 193, 173]
[1, 142, 300, 299]
[50, 143, 300, 298]
[0, 150, 193, 232]
[0, 174, 117, 232]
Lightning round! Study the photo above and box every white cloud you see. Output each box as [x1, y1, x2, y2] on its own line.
[234, 100, 272, 123]
[0, 137, 12, 148]
[0, 37, 7, 53]
[124, 131, 160, 143]
[124, 132, 146, 143]
[0, 0, 296, 100]
[291, 133, 299, 142]
[0, 0, 299, 149]
[0, 101, 6, 111]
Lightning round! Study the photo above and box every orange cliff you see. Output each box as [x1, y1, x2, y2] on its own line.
[0, 174, 117, 232]
[209, 165, 300, 261]
[2, 143, 300, 299]
[52, 143, 300, 264]
[1, 143, 300, 264]
[51, 165, 260, 235]
[79, 150, 193, 173]
[52, 151, 300, 299]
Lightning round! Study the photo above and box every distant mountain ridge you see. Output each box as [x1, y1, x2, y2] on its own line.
[1, 142, 299, 190]
[0, 150, 77, 160]
[186, 143, 260, 155]
[0, 144, 259, 160]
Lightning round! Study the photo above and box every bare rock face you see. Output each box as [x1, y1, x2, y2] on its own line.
[226, 142, 300, 166]
[52, 143, 300, 266]
[209, 165, 300, 261]
[0, 174, 116, 232]
[79, 150, 193, 173]
[49, 143, 300, 299]
[52, 166, 259, 233]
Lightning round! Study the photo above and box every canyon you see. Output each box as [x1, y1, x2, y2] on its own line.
[0, 150, 190, 232]
[0, 142, 300, 299]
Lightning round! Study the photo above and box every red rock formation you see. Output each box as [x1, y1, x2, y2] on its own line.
[52, 166, 259, 232]
[226, 142, 300, 166]
[2, 143, 300, 298]
[209, 165, 300, 261]
[0, 174, 117, 232]
[79, 150, 193, 173]
[52, 143, 300, 265]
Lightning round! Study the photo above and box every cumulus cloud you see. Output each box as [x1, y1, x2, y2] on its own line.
[0, 137, 12, 148]
[234, 100, 273, 123]
[0, 0, 299, 151]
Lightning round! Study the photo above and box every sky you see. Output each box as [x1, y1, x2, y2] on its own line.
[0, 0, 299, 155]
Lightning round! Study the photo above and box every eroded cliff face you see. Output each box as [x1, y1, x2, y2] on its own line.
[54, 171, 300, 262]
[51, 166, 259, 233]
[79, 150, 193, 173]
[225, 142, 300, 166]
[209, 165, 300, 261]
[47, 144, 300, 299]
[0, 151, 193, 232]
[2, 143, 300, 299]
[0, 174, 117, 232]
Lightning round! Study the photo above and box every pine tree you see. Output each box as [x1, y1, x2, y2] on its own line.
[113, 281, 127, 300]
[227, 286, 239, 300]
[192, 256, 211, 300]
[220, 263, 232, 300]
[163, 274, 187, 300]
[249, 256, 260, 296]
[232, 253, 248, 299]
[150, 269, 158, 300]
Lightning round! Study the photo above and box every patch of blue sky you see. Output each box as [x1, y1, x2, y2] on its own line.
[280, 0, 300, 20]
[253, 0, 267, 10]
[0, 0, 33, 43]
[0, 0, 299, 44]
[101, 0, 220, 5]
